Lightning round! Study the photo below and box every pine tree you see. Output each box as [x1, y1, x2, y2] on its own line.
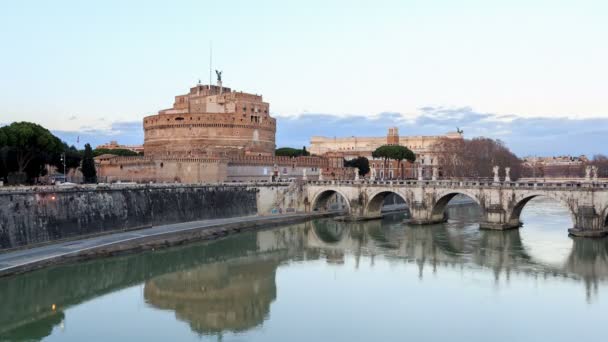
[81, 143, 97, 183]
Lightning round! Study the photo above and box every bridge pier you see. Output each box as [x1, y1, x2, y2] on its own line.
[568, 206, 608, 238]
[406, 201, 447, 225]
[479, 206, 520, 231]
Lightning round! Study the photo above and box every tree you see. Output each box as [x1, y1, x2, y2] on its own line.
[389, 145, 415, 179]
[430, 138, 465, 178]
[591, 154, 608, 178]
[0, 122, 63, 173]
[344, 156, 370, 177]
[0, 122, 64, 183]
[81, 143, 97, 183]
[93, 148, 139, 157]
[431, 137, 521, 180]
[373, 145, 415, 179]
[275, 147, 309, 157]
[372, 145, 391, 179]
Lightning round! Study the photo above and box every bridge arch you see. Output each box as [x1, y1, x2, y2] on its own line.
[365, 190, 407, 216]
[430, 191, 483, 223]
[508, 193, 576, 228]
[310, 188, 351, 213]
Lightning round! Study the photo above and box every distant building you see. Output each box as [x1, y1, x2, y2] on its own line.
[309, 127, 463, 179]
[522, 155, 588, 178]
[96, 141, 144, 154]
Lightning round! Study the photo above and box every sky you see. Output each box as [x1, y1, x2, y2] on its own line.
[1, 0, 607, 156]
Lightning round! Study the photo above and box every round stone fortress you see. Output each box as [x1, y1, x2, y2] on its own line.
[143, 82, 276, 158]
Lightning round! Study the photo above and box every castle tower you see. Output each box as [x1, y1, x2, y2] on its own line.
[387, 127, 399, 145]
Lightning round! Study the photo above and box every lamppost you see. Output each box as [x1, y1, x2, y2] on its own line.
[60, 152, 66, 183]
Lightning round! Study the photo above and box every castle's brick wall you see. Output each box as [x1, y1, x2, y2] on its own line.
[97, 157, 228, 183]
[97, 155, 329, 183]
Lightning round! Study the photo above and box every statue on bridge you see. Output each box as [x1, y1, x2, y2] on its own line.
[493, 166, 500, 183]
[592, 166, 599, 181]
[505, 167, 511, 182]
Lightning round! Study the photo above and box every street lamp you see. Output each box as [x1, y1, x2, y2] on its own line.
[60, 152, 66, 183]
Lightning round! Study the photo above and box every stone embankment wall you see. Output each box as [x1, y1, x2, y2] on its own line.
[254, 182, 307, 215]
[0, 184, 263, 250]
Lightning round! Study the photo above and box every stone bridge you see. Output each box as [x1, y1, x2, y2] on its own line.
[304, 179, 608, 237]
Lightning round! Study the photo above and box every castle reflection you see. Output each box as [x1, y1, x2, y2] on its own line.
[144, 258, 279, 334]
[2, 205, 608, 340]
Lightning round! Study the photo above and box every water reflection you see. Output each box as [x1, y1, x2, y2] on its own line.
[1, 202, 608, 341]
[144, 258, 278, 335]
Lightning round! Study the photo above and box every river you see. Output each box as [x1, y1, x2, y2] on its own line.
[1, 197, 607, 341]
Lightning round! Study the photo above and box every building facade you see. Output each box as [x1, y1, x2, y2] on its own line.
[309, 128, 463, 179]
[96, 141, 144, 154]
[522, 155, 589, 178]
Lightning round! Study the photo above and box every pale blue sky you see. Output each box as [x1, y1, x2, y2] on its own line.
[1, 0, 607, 155]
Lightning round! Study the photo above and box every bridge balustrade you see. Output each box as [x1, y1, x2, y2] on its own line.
[307, 179, 608, 190]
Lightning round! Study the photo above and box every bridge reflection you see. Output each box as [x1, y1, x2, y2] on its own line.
[2, 212, 608, 339]
[306, 213, 608, 298]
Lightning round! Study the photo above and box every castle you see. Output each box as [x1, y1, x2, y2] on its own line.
[96, 76, 336, 183]
[143, 82, 275, 158]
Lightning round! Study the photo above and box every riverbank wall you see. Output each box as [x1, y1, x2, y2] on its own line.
[0, 183, 305, 250]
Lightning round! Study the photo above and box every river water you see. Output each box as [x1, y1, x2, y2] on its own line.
[1, 197, 608, 342]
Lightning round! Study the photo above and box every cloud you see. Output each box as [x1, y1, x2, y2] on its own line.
[53, 121, 142, 148]
[50, 109, 608, 156]
[277, 108, 608, 157]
